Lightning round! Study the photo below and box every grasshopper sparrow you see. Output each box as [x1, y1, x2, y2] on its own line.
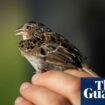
[15, 21, 97, 76]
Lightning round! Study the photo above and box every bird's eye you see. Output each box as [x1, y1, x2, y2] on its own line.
[26, 26, 30, 29]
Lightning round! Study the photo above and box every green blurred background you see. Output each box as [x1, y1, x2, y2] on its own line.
[0, 1, 34, 105]
[0, 0, 105, 105]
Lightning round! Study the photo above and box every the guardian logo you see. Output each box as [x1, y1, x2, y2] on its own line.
[81, 78, 105, 105]
[84, 80, 105, 99]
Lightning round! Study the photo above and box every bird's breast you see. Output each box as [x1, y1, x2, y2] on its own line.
[23, 54, 44, 72]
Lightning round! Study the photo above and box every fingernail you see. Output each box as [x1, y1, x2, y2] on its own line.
[32, 73, 42, 81]
[20, 82, 31, 91]
[15, 97, 24, 105]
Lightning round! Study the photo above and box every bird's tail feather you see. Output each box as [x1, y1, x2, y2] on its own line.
[81, 64, 99, 77]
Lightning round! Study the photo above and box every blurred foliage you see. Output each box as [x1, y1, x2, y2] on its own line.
[0, 1, 33, 105]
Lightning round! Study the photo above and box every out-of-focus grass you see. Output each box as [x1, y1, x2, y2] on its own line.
[0, 1, 33, 105]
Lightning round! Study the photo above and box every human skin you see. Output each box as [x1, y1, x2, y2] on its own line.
[15, 69, 98, 105]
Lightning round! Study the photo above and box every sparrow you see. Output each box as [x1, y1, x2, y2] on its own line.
[15, 21, 98, 76]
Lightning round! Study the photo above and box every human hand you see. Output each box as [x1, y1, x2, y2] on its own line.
[15, 69, 98, 105]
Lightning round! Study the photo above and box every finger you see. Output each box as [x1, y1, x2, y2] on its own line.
[32, 70, 80, 105]
[20, 82, 71, 105]
[64, 69, 93, 77]
[64, 69, 99, 77]
[15, 97, 34, 105]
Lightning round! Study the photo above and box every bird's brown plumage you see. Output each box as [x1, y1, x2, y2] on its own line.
[16, 21, 85, 72]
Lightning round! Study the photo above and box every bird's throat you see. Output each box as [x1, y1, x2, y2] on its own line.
[22, 35, 31, 40]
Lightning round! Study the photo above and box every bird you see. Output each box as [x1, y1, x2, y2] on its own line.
[15, 21, 98, 76]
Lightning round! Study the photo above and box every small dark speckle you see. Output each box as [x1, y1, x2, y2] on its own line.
[61, 43, 68, 48]
[21, 44, 24, 47]
[37, 43, 41, 46]
[51, 36, 56, 41]
[29, 39, 33, 42]
[30, 46, 34, 49]
[40, 48, 46, 55]
[33, 40, 36, 44]
[27, 47, 30, 49]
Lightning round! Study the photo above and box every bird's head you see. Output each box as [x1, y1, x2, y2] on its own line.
[16, 21, 39, 40]
[15, 21, 52, 40]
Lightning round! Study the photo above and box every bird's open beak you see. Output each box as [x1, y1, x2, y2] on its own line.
[15, 26, 24, 36]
